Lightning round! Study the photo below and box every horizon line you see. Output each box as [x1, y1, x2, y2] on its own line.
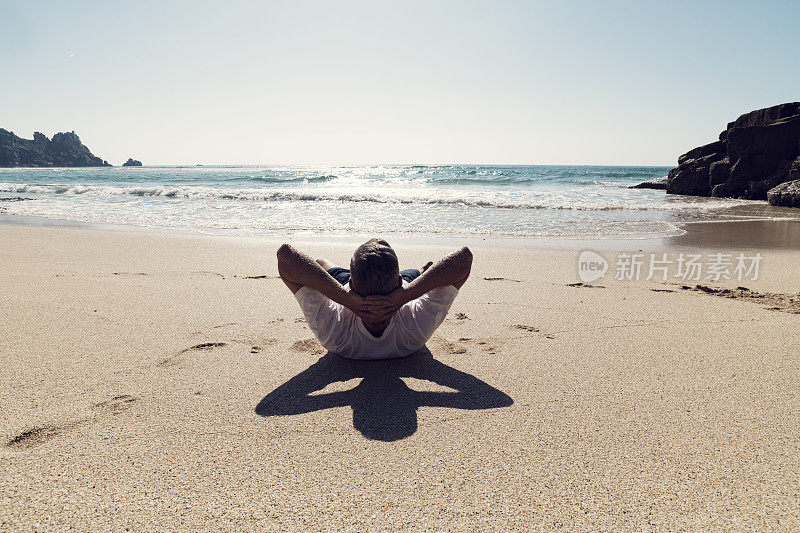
[87, 162, 677, 168]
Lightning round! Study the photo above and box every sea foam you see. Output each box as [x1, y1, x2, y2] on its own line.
[0, 164, 772, 238]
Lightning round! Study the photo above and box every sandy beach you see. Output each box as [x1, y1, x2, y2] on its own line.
[5, 0, 800, 529]
[1, 222, 798, 530]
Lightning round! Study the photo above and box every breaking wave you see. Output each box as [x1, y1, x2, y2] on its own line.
[249, 174, 337, 183]
[2, 164, 776, 238]
[0, 181, 749, 212]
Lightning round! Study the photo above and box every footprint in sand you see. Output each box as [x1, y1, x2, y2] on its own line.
[474, 340, 498, 354]
[431, 335, 503, 355]
[6, 395, 139, 450]
[224, 337, 278, 354]
[484, 277, 522, 283]
[189, 342, 226, 350]
[190, 271, 225, 279]
[430, 337, 468, 355]
[291, 338, 325, 355]
[5, 424, 72, 450]
[680, 284, 800, 314]
[181, 334, 277, 357]
[231, 336, 277, 347]
[567, 282, 605, 288]
[158, 342, 227, 367]
[511, 324, 555, 339]
[92, 394, 138, 415]
[112, 272, 148, 277]
[453, 312, 469, 321]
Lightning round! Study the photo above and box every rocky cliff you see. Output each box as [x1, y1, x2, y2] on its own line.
[0, 129, 111, 167]
[666, 103, 800, 207]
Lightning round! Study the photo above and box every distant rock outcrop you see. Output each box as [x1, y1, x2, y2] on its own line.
[767, 179, 800, 208]
[666, 103, 800, 208]
[629, 177, 667, 190]
[0, 129, 111, 167]
[122, 158, 142, 167]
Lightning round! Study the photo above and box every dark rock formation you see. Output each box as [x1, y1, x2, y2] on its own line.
[629, 177, 667, 190]
[666, 103, 800, 205]
[766, 157, 800, 207]
[767, 180, 800, 208]
[0, 129, 111, 167]
[122, 158, 142, 167]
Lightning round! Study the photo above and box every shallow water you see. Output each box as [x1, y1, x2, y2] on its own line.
[0, 164, 778, 238]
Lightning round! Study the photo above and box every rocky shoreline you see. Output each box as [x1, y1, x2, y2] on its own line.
[0, 129, 110, 167]
[664, 103, 800, 208]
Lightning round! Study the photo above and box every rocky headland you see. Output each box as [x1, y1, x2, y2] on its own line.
[0, 129, 111, 167]
[664, 103, 800, 208]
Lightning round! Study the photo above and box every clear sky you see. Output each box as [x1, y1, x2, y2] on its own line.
[2, 0, 798, 166]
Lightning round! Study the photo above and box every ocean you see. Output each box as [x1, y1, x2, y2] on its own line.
[0, 165, 761, 239]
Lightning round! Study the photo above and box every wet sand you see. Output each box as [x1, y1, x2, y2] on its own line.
[667, 219, 800, 250]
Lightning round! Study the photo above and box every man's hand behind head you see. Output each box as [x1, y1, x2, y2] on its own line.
[361, 285, 408, 322]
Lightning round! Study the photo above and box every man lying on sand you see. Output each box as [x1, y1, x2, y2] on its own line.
[277, 239, 472, 359]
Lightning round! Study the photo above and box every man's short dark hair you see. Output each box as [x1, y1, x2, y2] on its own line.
[349, 238, 400, 296]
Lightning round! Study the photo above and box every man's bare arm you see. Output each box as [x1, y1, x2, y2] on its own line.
[277, 244, 363, 312]
[403, 246, 472, 299]
[364, 247, 472, 313]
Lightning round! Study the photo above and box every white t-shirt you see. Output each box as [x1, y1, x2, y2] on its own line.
[294, 282, 459, 360]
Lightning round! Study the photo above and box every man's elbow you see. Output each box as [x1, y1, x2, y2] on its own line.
[461, 247, 473, 267]
[276, 243, 293, 275]
[277, 243, 296, 261]
[277, 243, 293, 258]
[460, 246, 473, 278]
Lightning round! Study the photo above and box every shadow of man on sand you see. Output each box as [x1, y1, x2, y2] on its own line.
[255, 347, 513, 441]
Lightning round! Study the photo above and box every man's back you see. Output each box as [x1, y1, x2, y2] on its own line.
[277, 241, 472, 359]
[295, 281, 458, 359]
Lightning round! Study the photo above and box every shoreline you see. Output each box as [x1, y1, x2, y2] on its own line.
[2, 208, 799, 252]
[0, 163, 786, 246]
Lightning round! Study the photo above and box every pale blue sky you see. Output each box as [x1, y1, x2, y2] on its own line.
[2, 1, 798, 165]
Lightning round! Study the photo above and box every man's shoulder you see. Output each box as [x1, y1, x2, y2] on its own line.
[294, 286, 346, 315]
[419, 285, 459, 303]
[294, 285, 323, 303]
[295, 285, 348, 301]
[295, 287, 355, 340]
[400, 285, 459, 316]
